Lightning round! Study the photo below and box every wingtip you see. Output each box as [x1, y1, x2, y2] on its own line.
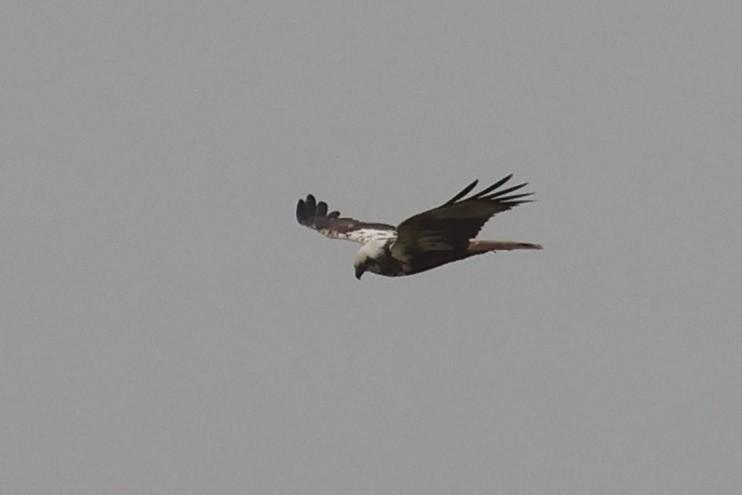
[296, 198, 308, 224]
[297, 194, 318, 223]
[296, 194, 342, 225]
[445, 179, 480, 205]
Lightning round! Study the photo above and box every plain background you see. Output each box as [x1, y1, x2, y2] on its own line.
[2, 1, 741, 494]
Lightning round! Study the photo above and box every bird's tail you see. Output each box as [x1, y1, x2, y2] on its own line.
[467, 240, 543, 252]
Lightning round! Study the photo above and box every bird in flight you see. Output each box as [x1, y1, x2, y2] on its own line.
[296, 174, 542, 279]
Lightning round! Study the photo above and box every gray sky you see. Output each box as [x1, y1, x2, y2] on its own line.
[2, 1, 741, 494]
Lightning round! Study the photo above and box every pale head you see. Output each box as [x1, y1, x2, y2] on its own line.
[353, 240, 386, 280]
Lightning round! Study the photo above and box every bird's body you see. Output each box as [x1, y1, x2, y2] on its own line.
[296, 174, 542, 279]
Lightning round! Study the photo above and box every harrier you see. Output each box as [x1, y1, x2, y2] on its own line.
[296, 174, 542, 279]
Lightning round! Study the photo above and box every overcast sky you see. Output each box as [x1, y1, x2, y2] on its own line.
[2, 1, 741, 494]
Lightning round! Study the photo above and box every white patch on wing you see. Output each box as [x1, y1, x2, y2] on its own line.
[322, 227, 397, 245]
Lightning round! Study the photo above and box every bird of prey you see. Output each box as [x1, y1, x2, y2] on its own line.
[296, 174, 542, 279]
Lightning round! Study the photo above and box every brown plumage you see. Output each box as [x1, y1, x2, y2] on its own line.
[296, 174, 542, 279]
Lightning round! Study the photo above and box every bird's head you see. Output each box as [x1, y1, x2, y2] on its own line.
[353, 241, 385, 280]
[354, 260, 368, 280]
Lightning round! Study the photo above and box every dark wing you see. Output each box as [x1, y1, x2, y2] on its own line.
[392, 174, 534, 256]
[296, 194, 397, 245]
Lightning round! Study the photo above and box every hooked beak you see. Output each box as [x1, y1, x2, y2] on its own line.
[354, 266, 365, 280]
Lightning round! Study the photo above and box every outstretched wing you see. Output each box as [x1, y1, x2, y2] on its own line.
[296, 194, 397, 245]
[392, 174, 533, 256]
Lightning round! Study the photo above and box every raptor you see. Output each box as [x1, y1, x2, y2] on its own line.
[296, 174, 542, 279]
